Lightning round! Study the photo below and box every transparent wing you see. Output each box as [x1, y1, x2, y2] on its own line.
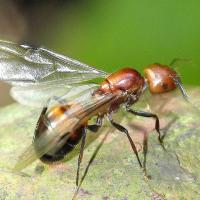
[13, 118, 78, 172]
[0, 40, 108, 85]
[13, 92, 116, 172]
[10, 83, 99, 107]
[0, 40, 108, 106]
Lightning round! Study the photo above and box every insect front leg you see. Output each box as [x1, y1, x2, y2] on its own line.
[107, 114, 143, 168]
[125, 107, 166, 150]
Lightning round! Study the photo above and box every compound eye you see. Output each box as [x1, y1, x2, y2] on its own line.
[144, 63, 177, 94]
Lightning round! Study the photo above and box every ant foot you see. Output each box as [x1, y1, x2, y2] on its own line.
[143, 169, 152, 180]
[159, 137, 167, 151]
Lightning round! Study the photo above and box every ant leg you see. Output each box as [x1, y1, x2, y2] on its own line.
[76, 127, 87, 186]
[126, 107, 165, 150]
[87, 117, 102, 132]
[76, 117, 103, 186]
[72, 130, 109, 200]
[107, 114, 143, 168]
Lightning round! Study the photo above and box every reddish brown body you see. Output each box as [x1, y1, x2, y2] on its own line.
[34, 65, 182, 163]
[144, 63, 177, 93]
[97, 68, 145, 95]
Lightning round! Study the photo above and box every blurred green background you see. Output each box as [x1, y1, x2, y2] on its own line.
[0, 0, 200, 106]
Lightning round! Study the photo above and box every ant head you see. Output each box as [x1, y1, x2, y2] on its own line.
[144, 63, 188, 101]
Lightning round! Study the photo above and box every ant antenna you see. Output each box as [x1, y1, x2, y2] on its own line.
[172, 76, 189, 102]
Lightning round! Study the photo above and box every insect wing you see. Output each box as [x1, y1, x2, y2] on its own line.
[10, 83, 99, 107]
[13, 118, 78, 172]
[0, 40, 107, 84]
[13, 92, 116, 172]
[0, 40, 108, 106]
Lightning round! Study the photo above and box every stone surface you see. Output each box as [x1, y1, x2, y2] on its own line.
[0, 88, 200, 200]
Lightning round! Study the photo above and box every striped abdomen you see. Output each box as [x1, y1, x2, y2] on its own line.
[34, 105, 86, 163]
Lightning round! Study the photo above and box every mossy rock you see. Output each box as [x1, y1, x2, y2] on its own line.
[0, 88, 200, 200]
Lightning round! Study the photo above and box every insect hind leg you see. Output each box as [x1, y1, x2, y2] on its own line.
[126, 107, 166, 150]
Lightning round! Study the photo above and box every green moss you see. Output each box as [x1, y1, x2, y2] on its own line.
[0, 99, 199, 199]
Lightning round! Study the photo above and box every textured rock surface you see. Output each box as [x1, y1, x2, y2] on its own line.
[0, 88, 200, 200]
